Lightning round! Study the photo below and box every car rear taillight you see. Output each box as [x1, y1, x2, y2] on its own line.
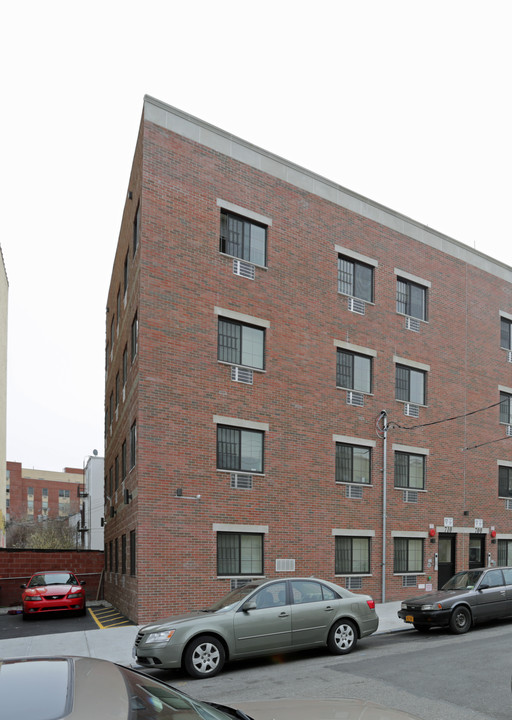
[367, 599, 375, 610]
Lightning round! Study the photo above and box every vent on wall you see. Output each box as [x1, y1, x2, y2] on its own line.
[507, 425, 512, 437]
[233, 259, 255, 280]
[231, 366, 253, 384]
[404, 403, 419, 418]
[405, 316, 421, 332]
[347, 390, 364, 407]
[348, 297, 365, 315]
[276, 559, 296, 572]
[506, 499, 512, 510]
[230, 473, 253, 489]
[508, 350, 512, 363]
[230, 578, 251, 591]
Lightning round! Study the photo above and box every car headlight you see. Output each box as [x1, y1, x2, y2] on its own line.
[68, 592, 83, 599]
[420, 604, 435, 611]
[26, 595, 42, 601]
[401, 602, 408, 610]
[146, 629, 175, 644]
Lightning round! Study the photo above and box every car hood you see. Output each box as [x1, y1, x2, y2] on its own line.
[402, 589, 468, 605]
[24, 584, 81, 596]
[238, 698, 422, 719]
[141, 610, 218, 632]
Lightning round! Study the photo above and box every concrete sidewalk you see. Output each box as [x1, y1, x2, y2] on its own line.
[0, 601, 407, 664]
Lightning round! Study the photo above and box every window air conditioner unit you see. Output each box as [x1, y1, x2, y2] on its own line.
[231, 366, 253, 385]
[508, 350, 512, 363]
[230, 473, 253, 489]
[404, 403, 420, 418]
[405, 316, 421, 332]
[345, 484, 363, 499]
[403, 490, 418, 503]
[346, 576, 362, 590]
[506, 425, 512, 437]
[348, 297, 365, 315]
[403, 576, 417, 588]
[233, 259, 255, 280]
[347, 390, 364, 407]
[275, 559, 296, 572]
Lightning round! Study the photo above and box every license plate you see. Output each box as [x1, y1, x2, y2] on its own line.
[405, 615, 414, 622]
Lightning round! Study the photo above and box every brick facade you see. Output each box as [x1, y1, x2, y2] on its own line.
[7, 461, 82, 522]
[104, 97, 512, 625]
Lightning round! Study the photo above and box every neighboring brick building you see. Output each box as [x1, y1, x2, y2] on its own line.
[7, 462, 83, 524]
[0, 245, 7, 548]
[104, 95, 512, 624]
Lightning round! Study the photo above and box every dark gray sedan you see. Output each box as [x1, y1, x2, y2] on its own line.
[134, 577, 379, 678]
[398, 566, 512, 634]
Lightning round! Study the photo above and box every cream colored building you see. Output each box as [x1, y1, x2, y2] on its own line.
[0, 245, 8, 547]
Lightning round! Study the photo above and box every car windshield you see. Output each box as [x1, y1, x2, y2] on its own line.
[28, 573, 78, 587]
[119, 664, 248, 719]
[442, 570, 483, 591]
[204, 583, 262, 613]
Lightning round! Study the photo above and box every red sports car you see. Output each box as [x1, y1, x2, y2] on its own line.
[21, 571, 87, 620]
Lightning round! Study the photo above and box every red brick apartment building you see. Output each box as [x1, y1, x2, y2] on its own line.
[7, 462, 82, 522]
[104, 96, 512, 624]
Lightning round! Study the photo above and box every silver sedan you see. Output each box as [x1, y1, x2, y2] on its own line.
[134, 577, 379, 678]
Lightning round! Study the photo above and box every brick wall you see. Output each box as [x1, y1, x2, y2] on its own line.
[103, 100, 512, 625]
[0, 549, 104, 606]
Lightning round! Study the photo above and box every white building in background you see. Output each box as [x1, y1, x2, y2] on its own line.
[0, 245, 8, 548]
[81, 453, 104, 550]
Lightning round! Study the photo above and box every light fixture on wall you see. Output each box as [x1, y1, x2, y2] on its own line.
[175, 488, 201, 500]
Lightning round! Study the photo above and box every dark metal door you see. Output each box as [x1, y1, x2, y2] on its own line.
[469, 534, 485, 569]
[438, 534, 456, 589]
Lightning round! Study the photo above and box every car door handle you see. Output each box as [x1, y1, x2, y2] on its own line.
[278, 612, 289, 618]
[324, 606, 334, 612]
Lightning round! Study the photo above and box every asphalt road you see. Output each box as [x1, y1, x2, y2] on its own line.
[144, 621, 512, 720]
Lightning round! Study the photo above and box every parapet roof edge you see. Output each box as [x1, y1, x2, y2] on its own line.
[0, 243, 8, 286]
[143, 95, 512, 282]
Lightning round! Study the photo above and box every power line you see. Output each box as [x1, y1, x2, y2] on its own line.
[392, 399, 503, 431]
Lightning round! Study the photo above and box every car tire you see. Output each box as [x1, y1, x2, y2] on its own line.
[449, 606, 471, 634]
[183, 635, 226, 678]
[22, 611, 31, 621]
[327, 619, 358, 655]
[413, 623, 430, 633]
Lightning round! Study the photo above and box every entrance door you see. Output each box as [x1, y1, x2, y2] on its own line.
[469, 534, 485, 569]
[438, 534, 456, 589]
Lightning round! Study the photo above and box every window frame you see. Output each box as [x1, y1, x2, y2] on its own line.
[396, 364, 426, 405]
[337, 254, 374, 303]
[218, 317, 265, 370]
[394, 451, 426, 490]
[394, 537, 424, 573]
[219, 209, 267, 267]
[336, 348, 372, 393]
[131, 313, 138, 362]
[498, 465, 512, 498]
[216, 424, 264, 474]
[335, 535, 371, 574]
[216, 531, 264, 576]
[500, 316, 512, 350]
[396, 277, 428, 321]
[130, 421, 137, 470]
[335, 442, 372, 485]
[130, 530, 136, 576]
[499, 392, 512, 424]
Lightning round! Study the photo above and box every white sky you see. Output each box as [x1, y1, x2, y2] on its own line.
[1, 1, 511, 471]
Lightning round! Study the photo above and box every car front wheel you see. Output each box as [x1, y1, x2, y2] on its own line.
[327, 619, 358, 655]
[449, 606, 471, 634]
[184, 635, 226, 678]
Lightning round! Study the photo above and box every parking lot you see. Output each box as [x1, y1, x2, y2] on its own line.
[0, 604, 134, 639]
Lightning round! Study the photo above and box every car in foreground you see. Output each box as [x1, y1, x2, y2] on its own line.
[398, 565, 512, 634]
[0, 655, 423, 720]
[134, 577, 378, 678]
[21, 570, 86, 620]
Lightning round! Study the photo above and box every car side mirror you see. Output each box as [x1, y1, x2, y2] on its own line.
[20, 584, 26, 589]
[80, 580, 86, 585]
[478, 583, 489, 591]
[242, 600, 257, 612]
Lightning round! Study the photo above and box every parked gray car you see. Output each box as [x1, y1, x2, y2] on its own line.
[134, 577, 379, 678]
[398, 566, 512, 634]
